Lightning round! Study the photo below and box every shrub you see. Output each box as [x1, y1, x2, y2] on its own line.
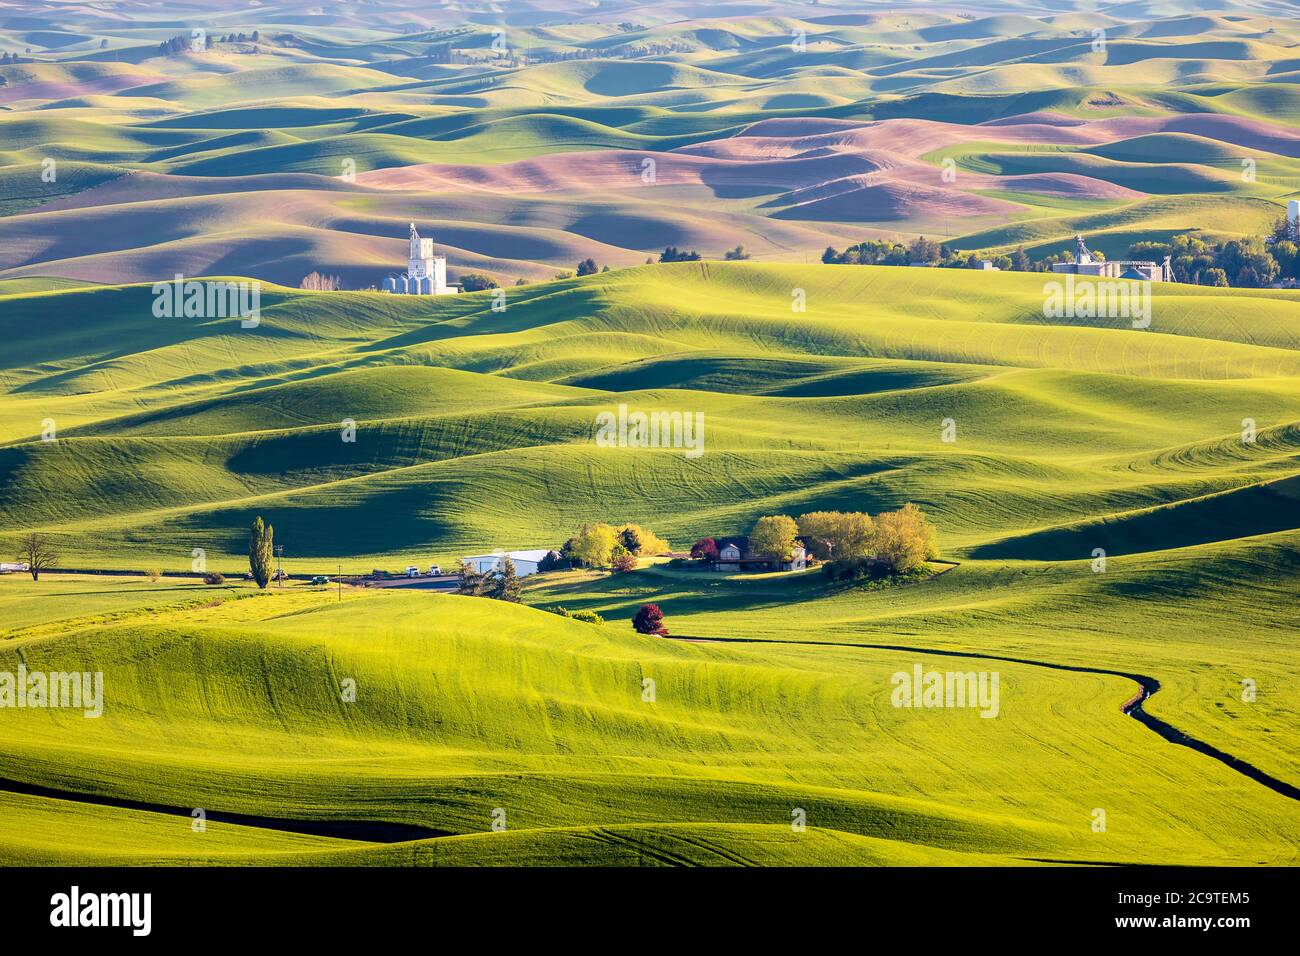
[537, 549, 565, 572]
[822, 557, 885, 582]
[825, 558, 931, 589]
[299, 271, 342, 291]
[632, 603, 668, 636]
[145, 568, 163, 582]
[459, 272, 499, 292]
[202, 572, 225, 585]
[612, 547, 637, 573]
[544, 605, 603, 624]
[576, 257, 599, 276]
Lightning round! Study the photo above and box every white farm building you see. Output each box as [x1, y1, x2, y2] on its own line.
[383, 223, 459, 295]
[462, 549, 552, 577]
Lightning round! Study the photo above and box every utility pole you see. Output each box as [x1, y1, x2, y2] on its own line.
[338, 563, 342, 603]
[275, 544, 284, 588]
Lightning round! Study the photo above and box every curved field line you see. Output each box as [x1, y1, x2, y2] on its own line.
[670, 635, 1300, 803]
[0, 774, 449, 843]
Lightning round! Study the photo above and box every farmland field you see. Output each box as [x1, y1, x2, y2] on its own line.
[0, 0, 1298, 874]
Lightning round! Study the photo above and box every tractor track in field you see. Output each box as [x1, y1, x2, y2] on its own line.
[670, 635, 1300, 803]
[2, 639, 1292, 849]
[0, 774, 450, 843]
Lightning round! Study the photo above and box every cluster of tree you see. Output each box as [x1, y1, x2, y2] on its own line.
[523, 43, 692, 64]
[812, 504, 939, 577]
[157, 35, 203, 56]
[575, 258, 611, 276]
[458, 273, 499, 292]
[300, 272, 343, 291]
[0, 52, 31, 64]
[609, 41, 694, 57]
[691, 504, 939, 576]
[821, 238, 1013, 271]
[659, 246, 701, 263]
[458, 557, 522, 602]
[822, 219, 1300, 288]
[1126, 228, 1297, 288]
[557, 522, 670, 571]
[216, 31, 260, 43]
[723, 245, 750, 261]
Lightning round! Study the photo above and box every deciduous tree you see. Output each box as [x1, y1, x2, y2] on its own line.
[749, 515, 798, 561]
[871, 503, 938, 573]
[17, 532, 57, 581]
[798, 511, 874, 560]
[570, 522, 618, 568]
[632, 603, 667, 636]
[690, 537, 718, 561]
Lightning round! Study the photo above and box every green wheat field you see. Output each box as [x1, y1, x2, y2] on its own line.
[1, 0, 1298, 867]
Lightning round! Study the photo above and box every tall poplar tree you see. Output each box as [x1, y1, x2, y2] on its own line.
[249, 516, 274, 589]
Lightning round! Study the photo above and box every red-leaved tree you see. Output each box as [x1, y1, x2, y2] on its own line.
[632, 603, 668, 636]
[690, 537, 718, 561]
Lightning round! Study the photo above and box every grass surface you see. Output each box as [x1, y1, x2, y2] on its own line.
[0, 259, 1296, 865]
[2, 2, 1299, 867]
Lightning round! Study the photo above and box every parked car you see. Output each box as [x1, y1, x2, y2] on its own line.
[428, 564, 441, 576]
[310, 575, 329, 586]
[405, 566, 420, 578]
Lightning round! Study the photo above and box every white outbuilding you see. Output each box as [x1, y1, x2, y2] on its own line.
[462, 549, 553, 577]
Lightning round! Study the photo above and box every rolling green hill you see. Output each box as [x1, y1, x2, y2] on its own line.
[2, 1, 1299, 870]
[1, 569, 1296, 865]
